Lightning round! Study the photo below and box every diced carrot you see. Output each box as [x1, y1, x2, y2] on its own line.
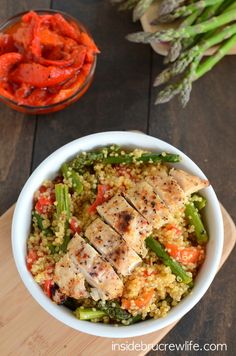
[165, 243, 205, 266]
[164, 224, 181, 235]
[122, 289, 155, 310]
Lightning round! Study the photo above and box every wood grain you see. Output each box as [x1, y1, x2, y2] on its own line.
[148, 50, 236, 356]
[0, 204, 235, 356]
[0, 0, 51, 215]
[31, 0, 152, 170]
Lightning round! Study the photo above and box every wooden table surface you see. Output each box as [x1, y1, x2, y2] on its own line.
[0, 1, 235, 355]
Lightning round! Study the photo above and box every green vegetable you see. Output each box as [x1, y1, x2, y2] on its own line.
[132, 0, 155, 21]
[185, 202, 208, 244]
[191, 194, 207, 210]
[126, 9, 236, 43]
[114, 0, 236, 108]
[97, 300, 131, 321]
[194, 33, 236, 79]
[97, 301, 142, 324]
[145, 236, 192, 284]
[55, 184, 71, 252]
[159, 0, 185, 16]
[158, 0, 222, 23]
[154, 23, 236, 88]
[32, 211, 53, 236]
[69, 146, 181, 171]
[104, 152, 181, 164]
[32, 211, 44, 230]
[61, 163, 83, 194]
[74, 307, 106, 320]
[118, 0, 139, 11]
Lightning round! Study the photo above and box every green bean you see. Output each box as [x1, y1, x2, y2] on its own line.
[145, 236, 192, 284]
[185, 202, 208, 244]
[74, 307, 106, 320]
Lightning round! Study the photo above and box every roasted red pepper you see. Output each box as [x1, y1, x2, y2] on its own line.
[88, 185, 110, 214]
[0, 10, 99, 107]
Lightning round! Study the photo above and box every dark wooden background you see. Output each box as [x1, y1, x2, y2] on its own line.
[0, 1, 235, 355]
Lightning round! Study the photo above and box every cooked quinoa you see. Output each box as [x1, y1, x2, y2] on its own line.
[26, 146, 208, 325]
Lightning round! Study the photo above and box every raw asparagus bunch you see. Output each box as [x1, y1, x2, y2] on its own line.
[114, 0, 236, 107]
[111, 0, 156, 21]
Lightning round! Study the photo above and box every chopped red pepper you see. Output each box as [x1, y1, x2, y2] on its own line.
[88, 184, 110, 214]
[43, 279, 53, 298]
[35, 196, 53, 214]
[70, 217, 81, 234]
[26, 249, 38, 271]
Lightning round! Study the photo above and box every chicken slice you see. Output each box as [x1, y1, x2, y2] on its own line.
[53, 253, 89, 299]
[97, 195, 152, 257]
[85, 218, 142, 276]
[124, 181, 171, 229]
[67, 234, 123, 300]
[146, 175, 186, 213]
[170, 168, 209, 196]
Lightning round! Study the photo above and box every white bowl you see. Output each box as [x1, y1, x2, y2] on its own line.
[12, 131, 224, 338]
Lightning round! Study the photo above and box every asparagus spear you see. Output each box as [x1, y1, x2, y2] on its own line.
[145, 236, 192, 284]
[97, 300, 132, 321]
[61, 163, 83, 194]
[126, 9, 236, 43]
[74, 307, 106, 320]
[118, 0, 139, 11]
[158, 0, 186, 17]
[32, 211, 53, 236]
[185, 202, 208, 244]
[191, 194, 207, 210]
[158, 0, 222, 23]
[55, 183, 71, 251]
[133, 0, 155, 21]
[154, 23, 236, 87]
[70, 147, 180, 170]
[194, 32, 236, 79]
[104, 152, 181, 164]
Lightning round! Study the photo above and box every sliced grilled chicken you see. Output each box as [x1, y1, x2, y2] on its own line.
[146, 175, 186, 213]
[170, 168, 209, 196]
[97, 195, 152, 257]
[67, 234, 123, 300]
[124, 181, 171, 229]
[54, 253, 89, 299]
[85, 218, 142, 275]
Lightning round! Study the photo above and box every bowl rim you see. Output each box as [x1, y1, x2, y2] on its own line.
[11, 131, 224, 338]
[0, 8, 97, 110]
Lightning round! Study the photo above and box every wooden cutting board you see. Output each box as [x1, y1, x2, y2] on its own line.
[0, 204, 235, 356]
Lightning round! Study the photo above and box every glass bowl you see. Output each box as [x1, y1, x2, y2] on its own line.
[0, 9, 97, 114]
